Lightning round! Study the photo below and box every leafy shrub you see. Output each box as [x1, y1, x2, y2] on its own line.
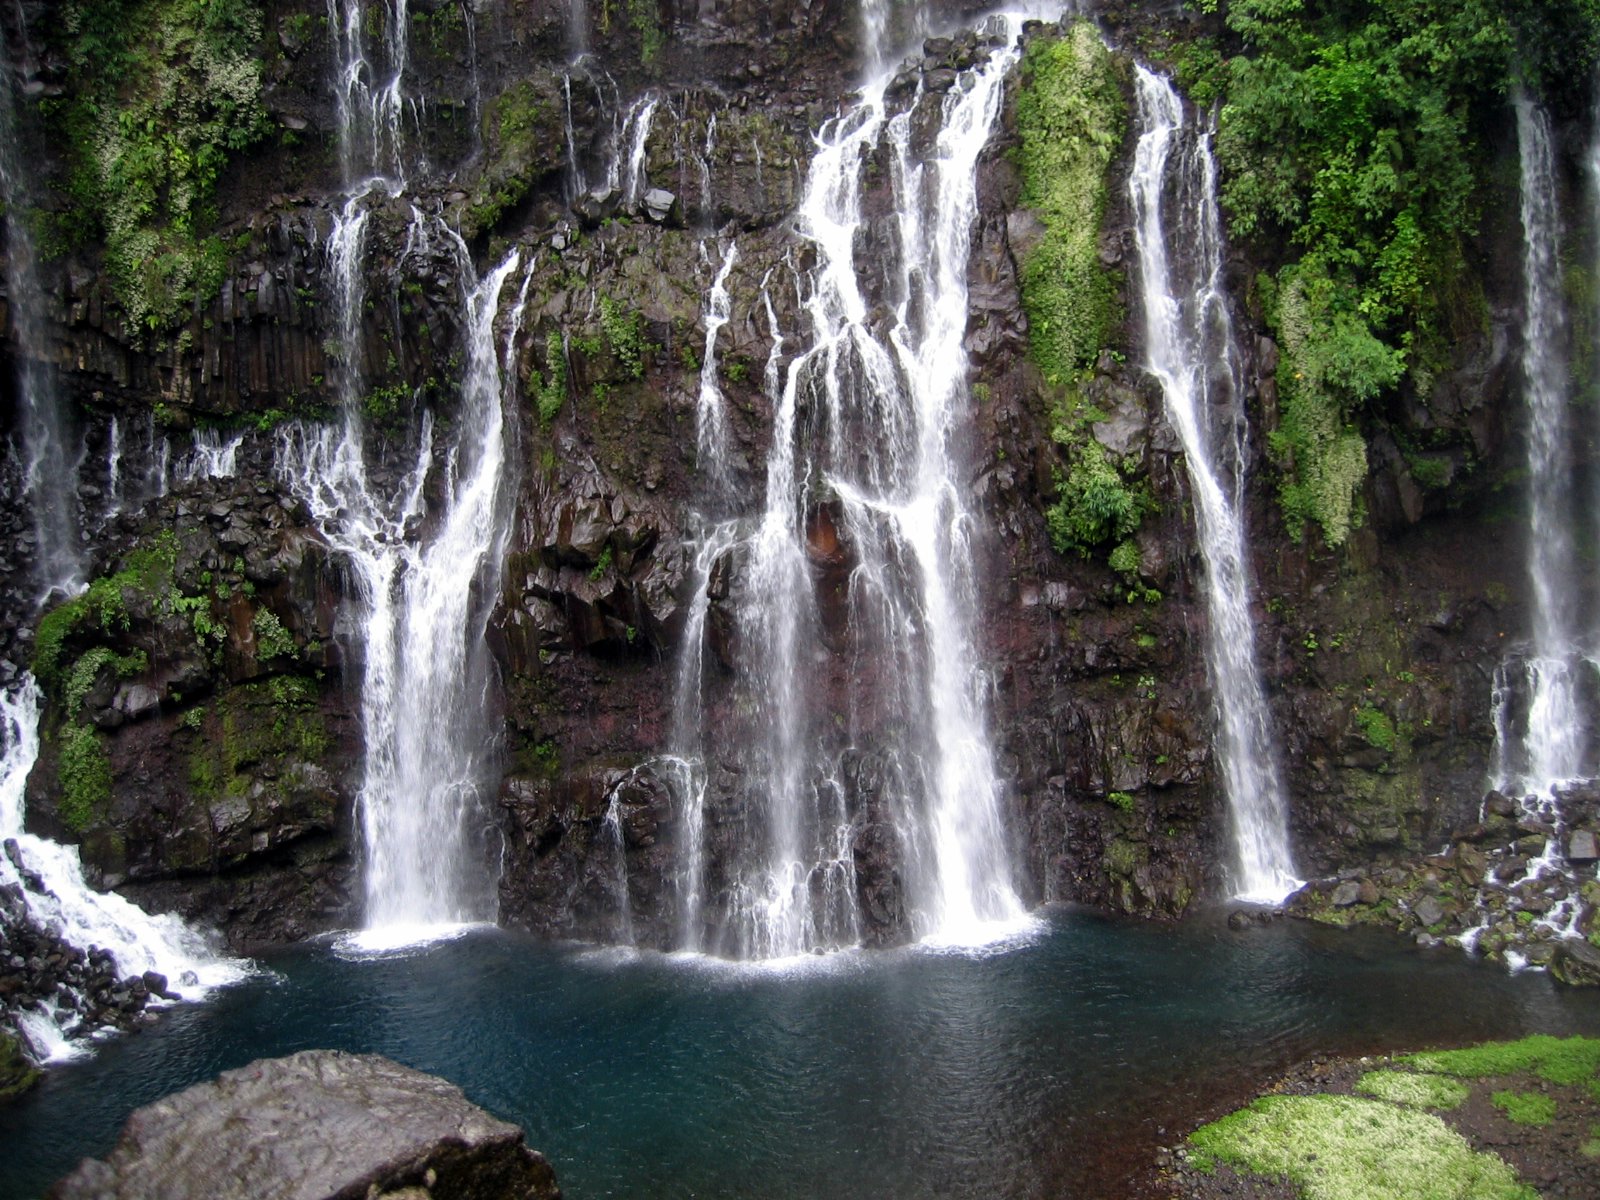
[1046, 441, 1151, 557]
[52, 0, 270, 334]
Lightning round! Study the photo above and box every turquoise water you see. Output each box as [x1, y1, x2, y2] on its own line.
[5, 908, 1599, 1198]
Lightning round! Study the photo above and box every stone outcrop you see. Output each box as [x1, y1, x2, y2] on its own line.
[49, 1050, 562, 1200]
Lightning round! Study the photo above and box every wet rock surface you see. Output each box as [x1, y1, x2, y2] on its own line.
[0, 867, 172, 1050]
[48, 1049, 562, 1200]
[0, 0, 1565, 961]
[1286, 781, 1600, 978]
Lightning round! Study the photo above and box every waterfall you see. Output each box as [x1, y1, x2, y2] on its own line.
[620, 93, 660, 209]
[327, 0, 412, 188]
[280, 249, 522, 948]
[173, 430, 245, 485]
[274, 2, 524, 947]
[695, 241, 739, 502]
[674, 14, 1033, 958]
[668, 520, 738, 951]
[1127, 68, 1298, 903]
[1491, 94, 1591, 798]
[0, 682, 248, 1061]
[0, 34, 83, 602]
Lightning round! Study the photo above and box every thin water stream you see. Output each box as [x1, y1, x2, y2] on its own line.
[1127, 68, 1297, 902]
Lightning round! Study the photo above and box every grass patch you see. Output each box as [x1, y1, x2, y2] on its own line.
[1490, 1090, 1556, 1127]
[1190, 1094, 1533, 1200]
[1356, 1069, 1469, 1111]
[1403, 1035, 1600, 1088]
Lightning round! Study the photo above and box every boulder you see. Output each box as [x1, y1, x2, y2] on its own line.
[1568, 829, 1599, 863]
[49, 1050, 560, 1199]
[1551, 938, 1600, 988]
[1329, 880, 1361, 908]
[1411, 895, 1446, 928]
[641, 188, 678, 224]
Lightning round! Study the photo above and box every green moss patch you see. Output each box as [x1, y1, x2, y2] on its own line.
[1013, 21, 1125, 385]
[1491, 1091, 1557, 1127]
[1403, 1035, 1600, 1089]
[1356, 1069, 1469, 1111]
[186, 676, 331, 802]
[0, 1032, 41, 1100]
[1190, 1094, 1533, 1200]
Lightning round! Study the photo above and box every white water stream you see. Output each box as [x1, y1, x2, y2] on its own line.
[275, 2, 524, 947]
[1128, 68, 1298, 903]
[0, 36, 82, 602]
[1492, 95, 1591, 800]
[0, 683, 247, 1061]
[279, 247, 522, 948]
[672, 14, 1036, 957]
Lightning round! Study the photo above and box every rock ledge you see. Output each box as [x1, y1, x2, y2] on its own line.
[49, 1049, 561, 1200]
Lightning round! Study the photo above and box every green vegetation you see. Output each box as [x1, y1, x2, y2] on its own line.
[1356, 1069, 1468, 1110]
[1211, 0, 1600, 545]
[1013, 21, 1125, 385]
[1046, 440, 1153, 560]
[58, 721, 113, 834]
[33, 533, 179, 686]
[1404, 1034, 1600, 1089]
[467, 79, 562, 235]
[1490, 1090, 1556, 1126]
[1354, 703, 1397, 753]
[251, 608, 296, 660]
[362, 381, 411, 425]
[187, 676, 330, 802]
[0, 1032, 41, 1099]
[535, 330, 568, 425]
[50, 0, 270, 334]
[1190, 1094, 1532, 1200]
[600, 296, 646, 378]
[1107, 790, 1134, 813]
[628, 0, 664, 64]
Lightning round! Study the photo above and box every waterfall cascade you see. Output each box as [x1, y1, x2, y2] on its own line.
[1454, 93, 1600, 951]
[669, 13, 1035, 957]
[1127, 68, 1298, 903]
[276, 0, 521, 946]
[0, 685, 247, 1062]
[0, 35, 82, 602]
[1492, 95, 1595, 800]
[0, 22, 246, 1063]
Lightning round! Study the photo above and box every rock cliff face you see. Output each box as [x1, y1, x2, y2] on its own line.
[0, 0, 1565, 961]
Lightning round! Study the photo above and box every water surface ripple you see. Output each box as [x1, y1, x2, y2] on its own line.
[5, 911, 1598, 1199]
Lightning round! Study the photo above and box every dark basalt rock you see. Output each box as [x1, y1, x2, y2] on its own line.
[49, 1050, 562, 1200]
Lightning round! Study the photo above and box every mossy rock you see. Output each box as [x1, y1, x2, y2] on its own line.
[0, 1032, 41, 1101]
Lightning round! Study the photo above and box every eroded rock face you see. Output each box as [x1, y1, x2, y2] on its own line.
[49, 1050, 561, 1200]
[0, 0, 1559, 954]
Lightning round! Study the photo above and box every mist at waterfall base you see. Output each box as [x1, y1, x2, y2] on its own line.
[6, 917, 1600, 1200]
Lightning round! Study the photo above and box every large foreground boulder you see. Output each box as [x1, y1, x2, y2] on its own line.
[49, 1050, 560, 1200]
